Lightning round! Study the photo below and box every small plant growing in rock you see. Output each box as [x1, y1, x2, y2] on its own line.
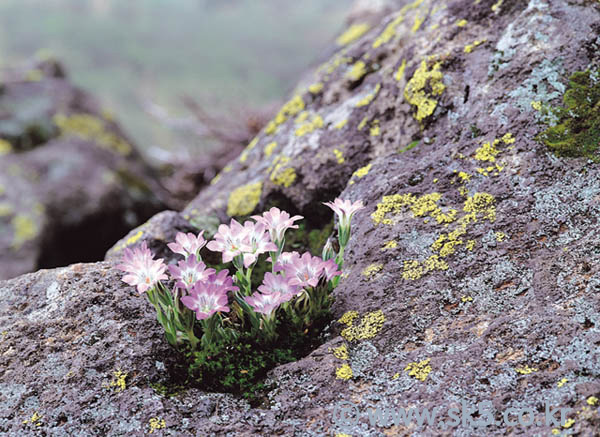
[117, 198, 363, 398]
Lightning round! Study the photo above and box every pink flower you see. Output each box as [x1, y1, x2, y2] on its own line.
[322, 259, 342, 281]
[168, 231, 207, 258]
[252, 207, 303, 246]
[205, 269, 239, 294]
[284, 252, 326, 288]
[168, 256, 215, 290]
[207, 219, 251, 264]
[323, 198, 364, 246]
[240, 221, 277, 268]
[272, 251, 300, 273]
[181, 282, 230, 320]
[323, 198, 364, 229]
[245, 291, 287, 316]
[117, 242, 168, 294]
[258, 272, 300, 300]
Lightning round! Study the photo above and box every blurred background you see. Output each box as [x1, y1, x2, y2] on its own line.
[0, 0, 353, 157]
[0, 0, 360, 279]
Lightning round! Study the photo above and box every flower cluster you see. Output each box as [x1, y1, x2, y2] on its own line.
[117, 199, 362, 350]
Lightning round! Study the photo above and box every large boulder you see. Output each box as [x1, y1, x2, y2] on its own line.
[0, 58, 166, 279]
[5, 0, 600, 435]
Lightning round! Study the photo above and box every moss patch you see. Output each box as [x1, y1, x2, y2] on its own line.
[536, 70, 600, 161]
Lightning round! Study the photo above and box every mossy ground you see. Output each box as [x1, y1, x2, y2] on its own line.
[537, 70, 600, 161]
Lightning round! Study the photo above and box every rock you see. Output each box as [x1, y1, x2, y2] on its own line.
[5, 0, 600, 435]
[0, 59, 166, 279]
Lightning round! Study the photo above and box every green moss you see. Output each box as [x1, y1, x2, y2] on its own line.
[537, 70, 600, 160]
[149, 381, 185, 398]
[399, 139, 420, 153]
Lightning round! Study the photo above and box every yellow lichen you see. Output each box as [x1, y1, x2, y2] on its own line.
[264, 141, 277, 157]
[333, 148, 345, 164]
[356, 83, 381, 107]
[370, 120, 381, 136]
[456, 19, 468, 27]
[0, 203, 14, 217]
[464, 39, 486, 53]
[501, 132, 515, 144]
[458, 171, 471, 182]
[531, 101, 542, 111]
[336, 23, 371, 46]
[308, 83, 324, 94]
[125, 230, 143, 246]
[105, 369, 128, 392]
[357, 116, 369, 131]
[373, 15, 405, 48]
[395, 59, 407, 82]
[404, 60, 445, 121]
[12, 214, 38, 249]
[352, 163, 372, 179]
[295, 111, 309, 124]
[346, 61, 367, 81]
[362, 263, 383, 277]
[295, 113, 324, 137]
[336, 363, 353, 380]
[340, 310, 385, 341]
[474, 140, 500, 162]
[381, 240, 397, 250]
[149, 417, 166, 434]
[332, 344, 349, 360]
[0, 139, 12, 155]
[269, 156, 297, 188]
[515, 365, 538, 375]
[210, 174, 221, 185]
[557, 378, 568, 387]
[405, 358, 432, 381]
[338, 311, 360, 326]
[461, 296, 473, 302]
[463, 193, 496, 222]
[465, 239, 476, 250]
[264, 95, 305, 135]
[371, 192, 457, 225]
[412, 13, 425, 33]
[495, 231, 506, 242]
[491, 0, 504, 13]
[562, 418, 575, 429]
[587, 396, 598, 406]
[335, 119, 348, 130]
[227, 182, 262, 216]
[372, 0, 424, 48]
[54, 113, 132, 155]
[22, 411, 43, 426]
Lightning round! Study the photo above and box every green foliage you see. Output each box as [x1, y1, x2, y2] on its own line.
[149, 381, 185, 398]
[399, 139, 420, 154]
[185, 315, 321, 403]
[285, 220, 334, 255]
[537, 70, 600, 161]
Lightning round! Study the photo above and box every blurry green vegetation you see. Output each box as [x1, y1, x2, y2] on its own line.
[0, 0, 352, 153]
